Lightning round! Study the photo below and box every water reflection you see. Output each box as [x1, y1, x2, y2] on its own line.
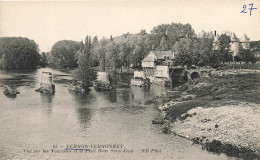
[0, 68, 233, 160]
[121, 89, 130, 103]
[68, 89, 95, 107]
[76, 107, 93, 129]
[0, 69, 38, 87]
[130, 86, 166, 104]
[119, 103, 146, 115]
[108, 90, 117, 103]
[40, 93, 54, 115]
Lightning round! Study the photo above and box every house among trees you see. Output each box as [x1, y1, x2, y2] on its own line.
[141, 51, 175, 79]
[141, 51, 175, 68]
[213, 32, 251, 60]
[240, 33, 250, 50]
[230, 33, 250, 56]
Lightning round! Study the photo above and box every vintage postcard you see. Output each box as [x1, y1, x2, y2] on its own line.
[0, 0, 259, 160]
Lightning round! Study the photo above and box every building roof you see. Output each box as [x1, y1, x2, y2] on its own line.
[241, 33, 250, 42]
[152, 51, 174, 59]
[142, 50, 174, 62]
[142, 55, 155, 62]
[231, 33, 239, 42]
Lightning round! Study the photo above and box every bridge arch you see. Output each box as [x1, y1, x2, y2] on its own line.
[190, 72, 200, 80]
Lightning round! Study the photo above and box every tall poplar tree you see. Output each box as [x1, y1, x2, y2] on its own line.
[74, 36, 96, 88]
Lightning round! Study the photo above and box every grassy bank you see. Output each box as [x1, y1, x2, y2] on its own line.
[165, 73, 260, 121]
[148, 71, 260, 158]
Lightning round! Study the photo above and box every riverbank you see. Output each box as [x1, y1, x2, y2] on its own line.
[173, 103, 259, 159]
[149, 70, 260, 159]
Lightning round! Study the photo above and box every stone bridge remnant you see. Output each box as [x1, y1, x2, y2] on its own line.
[130, 71, 150, 87]
[186, 67, 214, 80]
[36, 72, 55, 94]
[93, 72, 112, 90]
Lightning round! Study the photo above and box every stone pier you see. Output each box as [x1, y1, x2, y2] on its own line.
[130, 71, 150, 87]
[36, 72, 55, 94]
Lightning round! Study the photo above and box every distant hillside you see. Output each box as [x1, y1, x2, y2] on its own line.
[112, 32, 148, 45]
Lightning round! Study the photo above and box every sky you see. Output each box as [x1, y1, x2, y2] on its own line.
[0, 0, 259, 52]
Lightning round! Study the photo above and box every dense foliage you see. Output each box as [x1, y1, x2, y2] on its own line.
[48, 40, 81, 68]
[45, 23, 258, 70]
[0, 37, 40, 69]
[40, 52, 48, 67]
[74, 36, 96, 88]
[1, 23, 258, 70]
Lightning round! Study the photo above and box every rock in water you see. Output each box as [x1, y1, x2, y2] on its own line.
[93, 72, 112, 91]
[35, 72, 55, 94]
[67, 81, 88, 92]
[3, 85, 20, 97]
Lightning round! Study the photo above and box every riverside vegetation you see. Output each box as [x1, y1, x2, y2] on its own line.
[1, 23, 259, 90]
[147, 68, 260, 159]
[1, 22, 260, 158]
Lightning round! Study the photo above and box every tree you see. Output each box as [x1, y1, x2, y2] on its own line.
[50, 40, 81, 68]
[0, 37, 40, 69]
[74, 36, 96, 88]
[239, 49, 257, 65]
[159, 35, 171, 51]
[91, 36, 99, 66]
[110, 35, 113, 41]
[106, 42, 120, 73]
[173, 38, 193, 66]
[92, 36, 99, 47]
[140, 29, 147, 35]
[95, 38, 110, 71]
[40, 52, 48, 67]
[208, 50, 223, 68]
[219, 34, 232, 64]
[191, 34, 220, 67]
[119, 42, 132, 70]
[131, 39, 149, 69]
[149, 23, 196, 50]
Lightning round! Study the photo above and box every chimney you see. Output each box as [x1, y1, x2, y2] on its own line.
[214, 30, 216, 36]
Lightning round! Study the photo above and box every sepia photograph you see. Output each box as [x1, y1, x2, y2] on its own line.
[0, 0, 259, 159]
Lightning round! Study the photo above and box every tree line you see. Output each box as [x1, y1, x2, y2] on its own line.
[46, 23, 258, 71]
[0, 37, 41, 69]
[0, 23, 258, 70]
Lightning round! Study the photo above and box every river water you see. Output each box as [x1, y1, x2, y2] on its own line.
[0, 68, 234, 160]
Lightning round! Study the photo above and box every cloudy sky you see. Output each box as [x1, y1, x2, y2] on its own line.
[0, 0, 259, 52]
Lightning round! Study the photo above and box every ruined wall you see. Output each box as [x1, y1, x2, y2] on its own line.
[143, 68, 156, 79]
[96, 72, 110, 84]
[155, 66, 169, 78]
[134, 71, 145, 79]
[130, 78, 150, 87]
[36, 72, 55, 94]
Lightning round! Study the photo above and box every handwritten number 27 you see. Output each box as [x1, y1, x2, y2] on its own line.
[241, 3, 258, 16]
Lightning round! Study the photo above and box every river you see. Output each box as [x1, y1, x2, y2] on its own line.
[0, 68, 235, 160]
